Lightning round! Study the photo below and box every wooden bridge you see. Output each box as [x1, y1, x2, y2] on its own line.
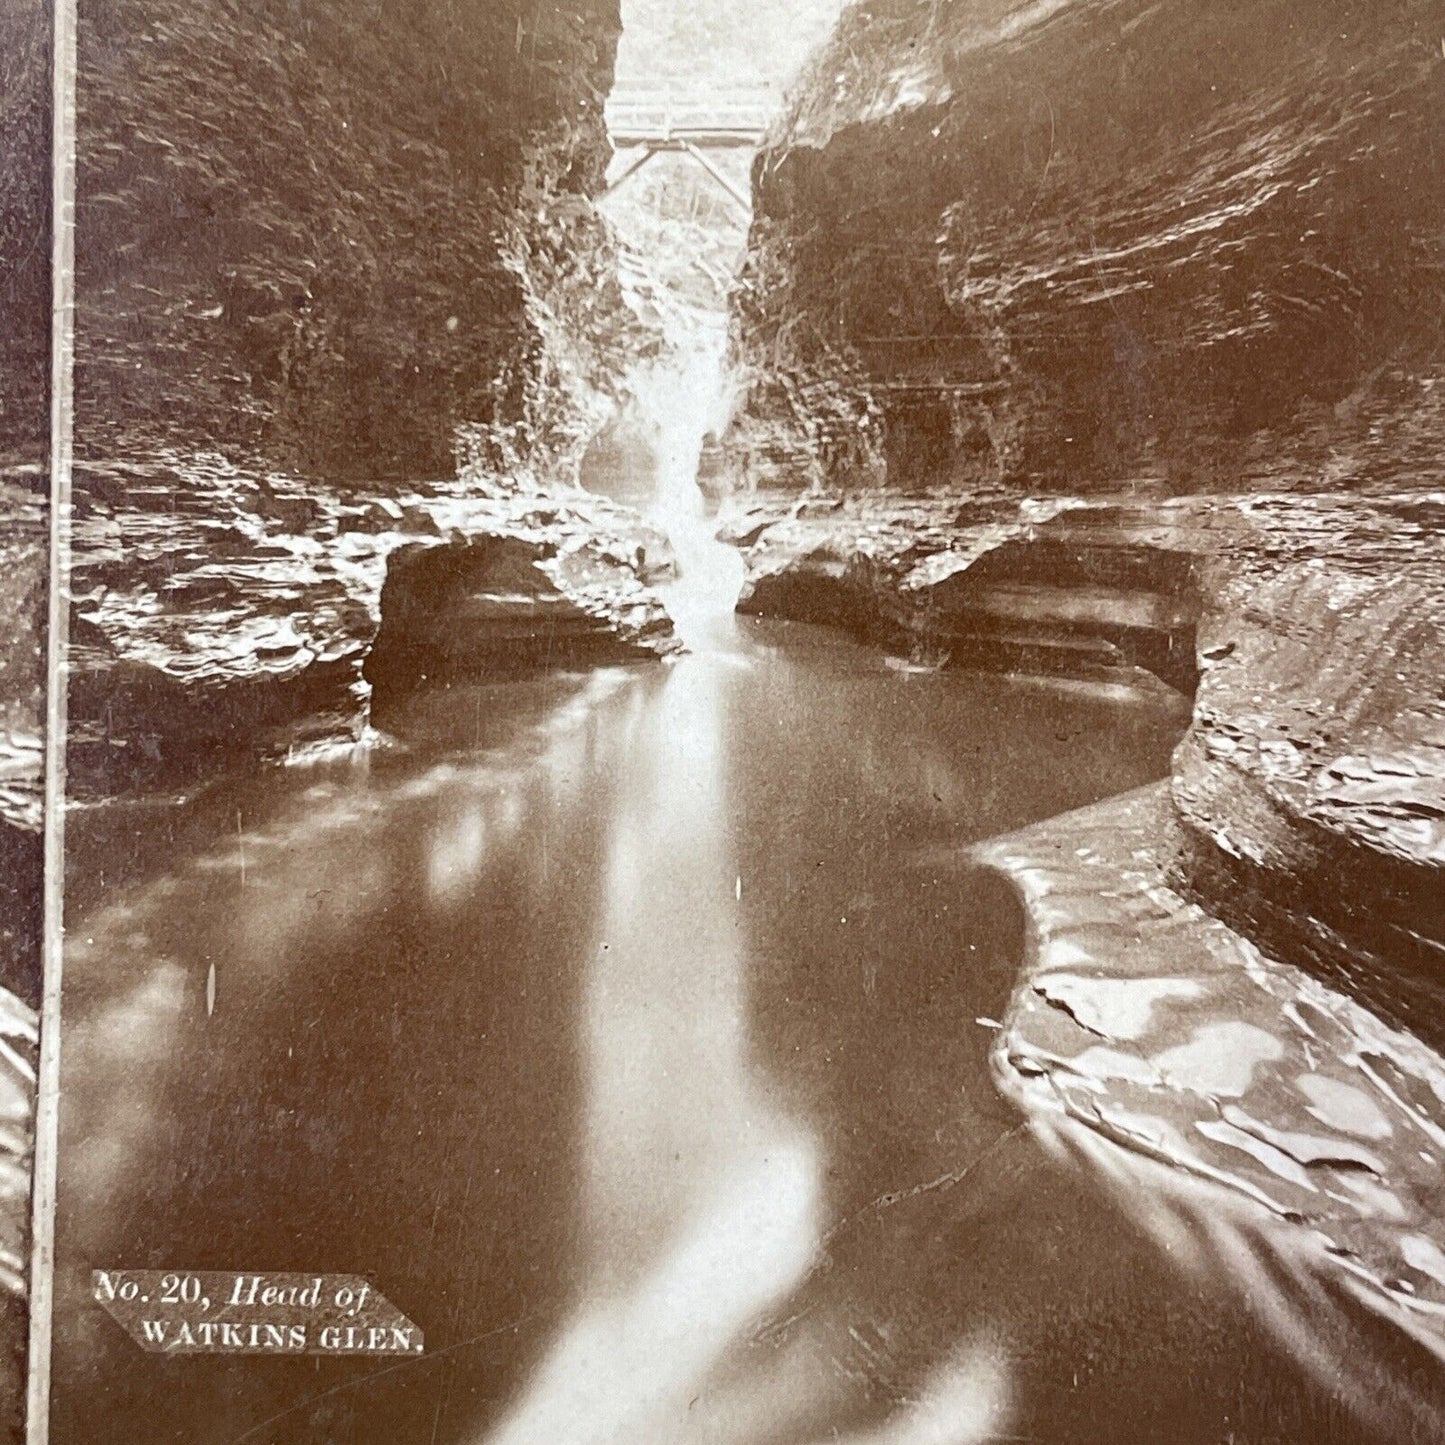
[604, 85, 774, 209]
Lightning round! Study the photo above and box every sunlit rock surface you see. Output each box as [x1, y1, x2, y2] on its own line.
[76, 0, 647, 481]
[727, 478, 1445, 1390]
[68, 456, 677, 803]
[980, 785, 1445, 1435]
[727, 0, 1445, 492]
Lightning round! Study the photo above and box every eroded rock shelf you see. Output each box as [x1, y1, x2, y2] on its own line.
[720, 486, 1445, 1043]
[68, 456, 678, 804]
[980, 785, 1445, 1436]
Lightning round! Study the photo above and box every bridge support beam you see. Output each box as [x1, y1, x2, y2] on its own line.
[603, 144, 665, 200]
[604, 138, 752, 212]
[678, 141, 751, 212]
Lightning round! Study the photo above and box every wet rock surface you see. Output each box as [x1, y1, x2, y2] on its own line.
[718, 0, 1445, 1057]
[726, 0, 1445, 493]
[77, 0, 650, 482]
[722, 485, 1445, 1050]
[0, 985, 34, 1445]
[980, 784, 1445, 1434]
[68, 456, 678, 804]
[365, 533, 678, 718]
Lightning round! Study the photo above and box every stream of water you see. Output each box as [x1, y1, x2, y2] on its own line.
[54, 441, 1424, 1443]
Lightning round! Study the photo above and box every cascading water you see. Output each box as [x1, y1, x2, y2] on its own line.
[594, 83, 752, 654]
[474, 126, 819, 1445]
[634, 310, 746, 651]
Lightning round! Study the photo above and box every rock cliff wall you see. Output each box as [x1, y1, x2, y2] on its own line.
[0, 0, 49, 1006]
[0, 7, 48, 1423]
[0, 0, 47, 989]
[76, 0, 647, 482]
[1174, 509, 1445, 1041]
[727, 0, 1445, 493]
[0, 0, 50, 466]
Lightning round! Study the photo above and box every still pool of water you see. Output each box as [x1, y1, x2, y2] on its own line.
[50, 619, 1419, 1443]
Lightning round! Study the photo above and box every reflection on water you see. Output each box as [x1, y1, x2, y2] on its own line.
[50, 602, 1437, 1443]
[486, 655, 820, 1445]
[983, 785, 1445, 1439]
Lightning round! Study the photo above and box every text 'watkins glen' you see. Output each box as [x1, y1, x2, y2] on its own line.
[93, 1270, 424, 1357]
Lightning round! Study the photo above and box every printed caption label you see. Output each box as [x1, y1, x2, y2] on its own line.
[93, 1270, 424, 1356]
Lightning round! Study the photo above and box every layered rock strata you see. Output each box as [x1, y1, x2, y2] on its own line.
[724, 492, 1200, 689]
[68, 0, 675, 843]
[727, 0, 1445, 493]
[0, 0, 50, 463]
[68, 460, 678, 805]
[722, 488, 1445, 1040]
[0, 988, 33, 1445]
[724, 0, 1445, 1365]
[0, 482, 46, 1006]
[76, 0, 648, 481]
[1177, 516, 1445, 1045]
[981, 785, 1445, 1435]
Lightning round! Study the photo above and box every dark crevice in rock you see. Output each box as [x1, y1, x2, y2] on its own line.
[363, 532, 679, 726]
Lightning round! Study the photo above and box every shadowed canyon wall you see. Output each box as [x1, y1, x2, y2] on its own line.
[0, 0, 50, 467]
[721, 0, 1445, 1053]
[76, 0, 649, 482]
[0, 0, 50, 1007]
[0, 3, 47, 1430]
[727, 0, 1445, 493]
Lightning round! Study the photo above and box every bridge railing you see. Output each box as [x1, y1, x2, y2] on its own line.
[606, 85, 776, 143]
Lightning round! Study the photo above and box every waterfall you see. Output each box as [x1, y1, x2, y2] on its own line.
[597, 99, 751, 652]
[632, 310, 745, 651]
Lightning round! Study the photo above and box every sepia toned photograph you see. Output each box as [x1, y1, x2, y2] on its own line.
[27, 0, 1445, 1442]
[0, 0, 51, 1437]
